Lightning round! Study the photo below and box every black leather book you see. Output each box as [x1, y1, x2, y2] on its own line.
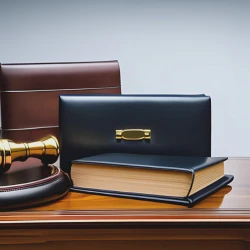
[59, 94, 211, 174]
[70, 153, 234, 207]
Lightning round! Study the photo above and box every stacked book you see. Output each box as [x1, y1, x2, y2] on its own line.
[69, 153, 233, 207]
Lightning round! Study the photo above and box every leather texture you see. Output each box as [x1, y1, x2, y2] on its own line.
[59, 94, 211, 174]
[73, 153, 227, 172]
[72, 175, 234, 207]
[0, 61, 121, 142]
[0, 158, 71, 210]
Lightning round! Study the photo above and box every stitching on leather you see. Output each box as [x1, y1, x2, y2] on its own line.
[1, 86, 121, 93]
[2, 126, 59, 131]
[0, 170, 64, 192]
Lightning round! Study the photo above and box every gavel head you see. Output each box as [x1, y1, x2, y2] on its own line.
[0, 135, 60, 173]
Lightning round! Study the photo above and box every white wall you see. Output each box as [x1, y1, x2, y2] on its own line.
[1, 0, 250, 157]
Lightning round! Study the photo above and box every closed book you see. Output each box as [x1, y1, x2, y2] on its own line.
[0, 61, 121, 142]
[70, 153, 234, 207]
[59, 94, 211, 174]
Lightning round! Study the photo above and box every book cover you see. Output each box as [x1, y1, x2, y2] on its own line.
[0, 61, 121, 141]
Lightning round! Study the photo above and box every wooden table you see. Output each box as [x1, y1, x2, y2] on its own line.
[1, 158, 250, 250]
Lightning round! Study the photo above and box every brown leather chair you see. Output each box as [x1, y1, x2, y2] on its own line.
[0, 61, 121, 142]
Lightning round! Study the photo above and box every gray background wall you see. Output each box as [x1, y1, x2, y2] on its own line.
[0, 0, 250, 157]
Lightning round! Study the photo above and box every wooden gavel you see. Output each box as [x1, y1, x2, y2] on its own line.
[0, 135, 59, 172]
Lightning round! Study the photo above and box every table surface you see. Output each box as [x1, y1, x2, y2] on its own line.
[1, 157, 250, 226]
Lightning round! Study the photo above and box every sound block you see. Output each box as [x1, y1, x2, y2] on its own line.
[0, 158, 71, 210]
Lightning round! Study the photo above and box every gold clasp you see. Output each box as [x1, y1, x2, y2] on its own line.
[116, 129, 151, 141]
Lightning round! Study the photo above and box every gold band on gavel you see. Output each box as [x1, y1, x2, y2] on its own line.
[0, 135, 59, 172]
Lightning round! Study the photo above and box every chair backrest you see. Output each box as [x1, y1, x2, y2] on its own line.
[0, 61, 121, 142]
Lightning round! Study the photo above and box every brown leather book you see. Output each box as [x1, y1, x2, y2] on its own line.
[0, 61, 121, 141]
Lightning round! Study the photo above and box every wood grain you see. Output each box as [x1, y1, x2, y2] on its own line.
[2, 158, 250, 220]
[1, 158, 250, 249]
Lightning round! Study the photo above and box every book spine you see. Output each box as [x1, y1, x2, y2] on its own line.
[186, 170, 195, 197]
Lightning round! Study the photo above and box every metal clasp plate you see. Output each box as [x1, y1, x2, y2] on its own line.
[116, 129, 151, 140]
